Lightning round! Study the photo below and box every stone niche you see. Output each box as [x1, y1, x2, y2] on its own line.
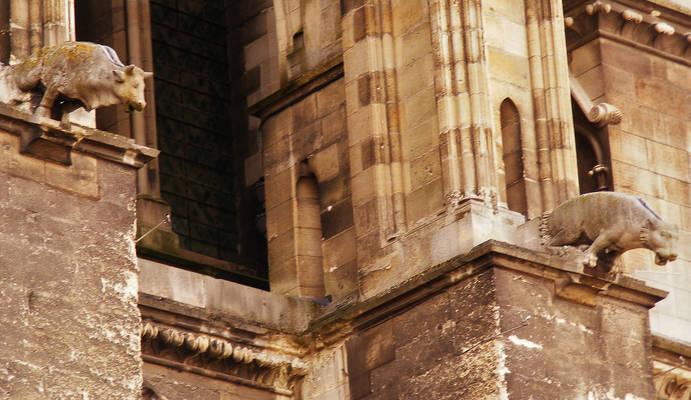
[0, 104, 157, 399]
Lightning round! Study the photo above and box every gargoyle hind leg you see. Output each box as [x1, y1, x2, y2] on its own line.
[35, 86, 58, 119]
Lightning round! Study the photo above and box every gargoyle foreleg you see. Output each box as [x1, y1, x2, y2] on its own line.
[582, 231, 616, 267]
[36, 86, 59, 119]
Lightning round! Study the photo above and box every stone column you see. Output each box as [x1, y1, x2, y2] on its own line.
[524, 0, 579, 210]
[0, 105, 157, 399]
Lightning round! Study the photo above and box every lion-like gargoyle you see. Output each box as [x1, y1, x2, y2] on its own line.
[540, 192, 678, 270]
[3, 41, 152, 124]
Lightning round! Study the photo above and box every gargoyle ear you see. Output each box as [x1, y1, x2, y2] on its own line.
[142, 71, 153, 79]
[113, 69, 125, 82]
[124, 65, 136, 74]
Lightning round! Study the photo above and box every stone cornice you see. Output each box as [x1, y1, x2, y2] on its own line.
[140, 320, 307, 395]
[564, 0, 691, 66]
[0, 103, 158, 168]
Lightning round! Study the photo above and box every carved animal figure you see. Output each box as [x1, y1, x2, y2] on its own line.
[10, 41, 152, 121]
[540, 192, 678, 269]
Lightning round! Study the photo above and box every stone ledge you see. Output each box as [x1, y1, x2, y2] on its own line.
[0, 103, 158, 168]
[310, 240, 668, 343]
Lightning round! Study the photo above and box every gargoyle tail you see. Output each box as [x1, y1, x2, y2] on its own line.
[539, 211, 552, 246]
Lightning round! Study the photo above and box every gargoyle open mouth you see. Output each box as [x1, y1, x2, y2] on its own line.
[655, 253, 676, 266]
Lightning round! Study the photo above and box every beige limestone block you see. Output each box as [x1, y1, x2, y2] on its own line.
[405, 178, 443, 224]
[611, 160, 663, 198]
[661, 176, 691, 207]
[608, 129, 648, 167]
[409, 148, 442, 191]
[569, 40, 601, 77]
[391, 0, 427, 36]
[269, 256, 299, 296]
[486, 0, 525, 24]
[485, 15, 527, 57]
[351, 168, 376, 206]
[321, 106, 346, 145]
[263, 108, 293, 148]
[266, 199, 295, 239]
[244, 35, 270, 70]
[322, 228, 357, 270]
[398, 23, 433, 67]
[44, 152, 99, 199]
[488, 48, 529, 87]
[310, 143, 341, 182]
[397, 53, 435, 99]
[635, 78, 686, 119]
[317, 79, 345, 118]
[646, 140, 689, 181]
[265, 167, 296, 211]
[0, 134, 45, 182]
[401, 117, 437, 160]
[400, 85, 436, 131]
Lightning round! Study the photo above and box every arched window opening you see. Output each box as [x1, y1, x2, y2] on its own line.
[500, 99, 527, 216]
[295, 167, 325, 298]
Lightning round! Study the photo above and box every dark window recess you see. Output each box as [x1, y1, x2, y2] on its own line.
[500, 98, 528, 216]
[572, 99, 612, 194]
[151, 0, 238, 263]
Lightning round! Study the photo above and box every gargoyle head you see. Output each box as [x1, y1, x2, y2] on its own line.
[112, 65, 153, 113]
[640, 219, 679, 266]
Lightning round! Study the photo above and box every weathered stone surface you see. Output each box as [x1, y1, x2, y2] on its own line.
[0, 126, 142, 399]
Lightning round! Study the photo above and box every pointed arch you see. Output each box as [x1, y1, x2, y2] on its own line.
[499, 98, 527, 216]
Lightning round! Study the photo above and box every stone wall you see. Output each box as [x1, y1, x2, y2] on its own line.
[332, 245, 663, 400]
[565, 0, 691, 346]
[259, 75, 355, 299]
[144, 363, 292, 400]
[138, 241, 666, 399]
[0, 109, 156, 399]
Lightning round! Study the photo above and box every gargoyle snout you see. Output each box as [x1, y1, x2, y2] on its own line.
[127, 100, 145, 112]
[654, 251, 677, 266]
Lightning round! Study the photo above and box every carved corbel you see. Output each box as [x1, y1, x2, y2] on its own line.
[569, 75, 623, 127]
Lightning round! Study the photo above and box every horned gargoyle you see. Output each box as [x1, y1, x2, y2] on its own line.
[540, 192, 679, 271]
[1, 41, 152, 125]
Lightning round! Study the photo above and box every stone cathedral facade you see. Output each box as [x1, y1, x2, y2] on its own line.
[0, 0, 689, 399]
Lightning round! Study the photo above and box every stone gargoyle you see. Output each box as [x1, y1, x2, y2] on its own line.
[540, 192, 678, 270]
[0, 41, 152, 125]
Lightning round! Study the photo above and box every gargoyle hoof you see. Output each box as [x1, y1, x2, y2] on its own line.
[583, 254, 598, 268]
[35, 107, 51, 120]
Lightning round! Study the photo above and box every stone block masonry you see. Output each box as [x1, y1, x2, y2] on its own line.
[0, 108, 157, 399]
[329, 242, 666, 400]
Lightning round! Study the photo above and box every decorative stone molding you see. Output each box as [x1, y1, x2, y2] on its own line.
[565, 0, 691, 65]
[141, 321, 307, 394]
[655, 374, 691, 400]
